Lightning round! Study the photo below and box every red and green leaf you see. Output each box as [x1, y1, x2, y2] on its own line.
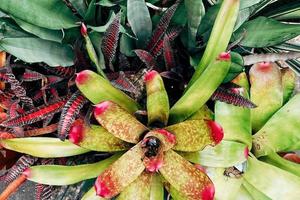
[163, 35, 176, 70]
[94, 101, 148, 143]
[94, 144, 145, 198]
[165, 120, 224, 152]
[159, 150, 215, 200]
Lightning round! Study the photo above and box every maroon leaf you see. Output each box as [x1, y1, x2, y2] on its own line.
[8, 100, 22, 118]
[146, 2, 179, 53]
[0, 72, 8, 82]
[163, 35, 176, 70]
[1, 98, 67, 128]
[6, 70, 34, 109]
[111, 71, 139, 94]
[35, 184, 54, 200]
[43, 66, 75, 79]
[101, 12, 121, 71]
[24, 123, 58, 137]
[58, 91, 87, 140]
[22, 69, 45, 82]
[4, 155, 37, 184]
[135, 50, 157, 69]
[150, 26, 182, 57]
[211, 87, 257, 108]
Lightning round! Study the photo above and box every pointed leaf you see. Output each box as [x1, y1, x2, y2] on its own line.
[24, 123, 58, 137]
[95, 144, 145, 198]
[94, 101, 148, 143]
[135, 50, 157, 69]
[234, 17, 300, 48]
[101, 12, 121, 71]
[165, 120, 223, 152]
[0, 137, 90, 158]
[281, 68, 296, 104]
[163, 35, 176, 70]
[25, 154, 121, 185]
[188, 105, 213, 121]
[0, 0, 79, 29]
[58, 91, 87, 140]
[146, 2, 179, 52]
[243, 180, 271, 200]
[180, 140, 248, 167]
[69, 120, 131, 151]
[127, 0, 152, 48]
[159, 150, 215, 200]
[82, 187, 105, 200]
[145, 70, 169, 126]
[76, 70, 139, 113]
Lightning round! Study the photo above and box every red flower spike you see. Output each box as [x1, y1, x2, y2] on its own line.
[156, 129, 176, 144]
[94, 101, 111, 116]
[218, 52, 231, 61]
[81, 23, 88, 37]
[144, 70, 158, 82]
[69, 124, 84, 145]
[201, 184, 215, 200]
[244, 146, 249, 159]
[206, 120, 224, 144]
[75, 70, 91, 85]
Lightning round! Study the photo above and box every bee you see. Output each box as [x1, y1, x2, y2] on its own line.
[141, 136, 161, 158]
[223, 167, 243, 178]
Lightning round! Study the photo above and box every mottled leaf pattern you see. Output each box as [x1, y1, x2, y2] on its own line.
[163, 35, 176, 70]
[134, 50, 157, 69]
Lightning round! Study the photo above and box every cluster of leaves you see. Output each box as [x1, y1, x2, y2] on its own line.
[0, 0, 299, 199]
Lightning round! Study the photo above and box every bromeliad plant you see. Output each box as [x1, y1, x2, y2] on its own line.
[0, 0, 300, 199]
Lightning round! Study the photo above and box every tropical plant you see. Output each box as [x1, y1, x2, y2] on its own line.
[0, 0, 299, 200]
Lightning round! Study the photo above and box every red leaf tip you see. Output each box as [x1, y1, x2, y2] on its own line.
[81, 23, 88, 37]
[244, 146, 249, 159]
[144, 156, 164, 172]
[69, 124, 84, 145]
[218, 52, 231, 61]
[75, 70, 91, 85]
[94, 101, 112, 116]
[22, 168, 31, 178]
[257, 62, 271, 72]
[194, 164, 206, 173]
[144, 70, 159, 82]
[201, 184, 215, 200]
[156, 129, 176, 144]
[95, 179, 113, 198]
[207, 120, 223, 144]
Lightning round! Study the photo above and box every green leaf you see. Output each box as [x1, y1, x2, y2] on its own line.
[234, 17, 300, 47]
[240, 0, 263, 10]
[0, 37, 74, 66]
[27, 154, 121, 185]
[0, 0, 79, 29]
[127, 0, 152, 47]
[84, 0, 97, 24]
[0, 17, 32, 38]
[180, 140, 248, 167]
[14, 18, 63, 42]
[69, 0, 88, 17]
[82, 187, 105, 200]
[206, 167, 243, 200]
[0, 137, 90, 158]
[184, 0, 205, 49]
[244, 156, 300, 199]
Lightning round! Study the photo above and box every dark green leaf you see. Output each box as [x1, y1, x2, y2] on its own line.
[0, 0, 79, 29]
[127, 0, 152, 47]
[184, 0, 205, 49]
[14, 18, 63, 42]
[69, 0, 88, 17]
[234, 17, 300, 47]
[0, 38, 74, 66]
[0, 17, 32, 38]
[84, 0, 97, 24]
